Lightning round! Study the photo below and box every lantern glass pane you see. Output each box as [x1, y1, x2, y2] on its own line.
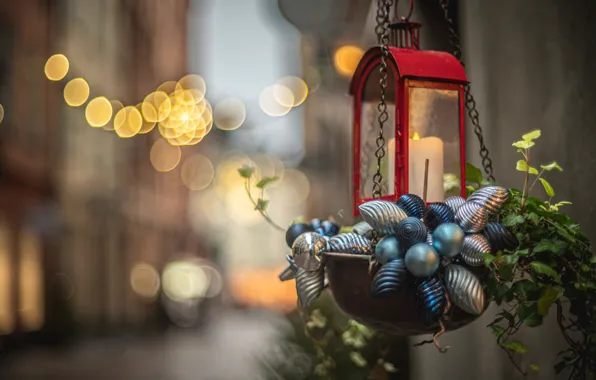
[408, 84, 460, 202]
[359, 66, 396, 199]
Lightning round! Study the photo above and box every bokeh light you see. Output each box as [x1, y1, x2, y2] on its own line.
[150, 138, 181, 172]
[333, 45, 364, 77]
[162, 261, 209, 301]
[214, 97, 246, 131]
[63, 78, 90, 107]
[225, 185, 262, 226]
[44, 54, 69, 81]
[181, 154, 214, 190]
[130, 262, 160, 299]
[142, 91, 171, 123]
[114, 106, 143, 138]
[103, 100, 123, 131]
[281, 168, 311, 202]
[229, 268, 297, 312]
[85, 96, 113, 127]
[276, 76, 308, 107]
[259, 85, 293, 116]
[135, 103, 156, 134]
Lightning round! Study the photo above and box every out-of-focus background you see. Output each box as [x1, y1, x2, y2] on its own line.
[0, 0, 594, 379]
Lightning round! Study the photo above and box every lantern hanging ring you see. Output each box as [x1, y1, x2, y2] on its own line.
[393, 0, 415, 22]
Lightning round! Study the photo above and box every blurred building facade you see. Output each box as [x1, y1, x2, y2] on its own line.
[0, 0, 192, 347]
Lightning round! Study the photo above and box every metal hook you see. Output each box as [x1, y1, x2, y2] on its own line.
[393, 0, 415, 22]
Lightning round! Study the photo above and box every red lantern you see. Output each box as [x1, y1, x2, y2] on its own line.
[350, 20, 468, 216]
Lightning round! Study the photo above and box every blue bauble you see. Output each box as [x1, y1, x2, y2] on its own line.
[375, 236, 404, 264]
[310, 218, 322, 230]
[321, 220, 340, 237]
[405, 243, 440, 277]
[432, 223, 465, 257]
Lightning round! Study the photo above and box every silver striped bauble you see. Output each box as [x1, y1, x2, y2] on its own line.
[352, 221, 374, 239]
[460, 234, 491, 267]
[328, 233, 372, 255]
[358, 200, 407, 235]
[444, 264, 485, 315]
[296, 267, 325, 308]
[278, 255, 299, 281]
[445, 196, 466, 214]
[455, 202, 488, 233]
[467, 186, 509, 216]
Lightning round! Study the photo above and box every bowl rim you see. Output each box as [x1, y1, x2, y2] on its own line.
[322, 251, 370, 261]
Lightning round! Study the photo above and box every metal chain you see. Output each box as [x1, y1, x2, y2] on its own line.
[372, 0, 394, 199]
[438, 0, 496, 182]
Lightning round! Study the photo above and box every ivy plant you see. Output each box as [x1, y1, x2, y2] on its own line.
[472, 130, 595, 379]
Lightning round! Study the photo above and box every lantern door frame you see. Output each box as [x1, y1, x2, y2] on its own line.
[351, 47, 469, 216]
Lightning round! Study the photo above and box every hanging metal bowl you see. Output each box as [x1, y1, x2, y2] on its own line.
[323, 251, 487, 335]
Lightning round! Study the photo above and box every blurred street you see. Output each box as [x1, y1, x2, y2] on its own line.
[1, 308, 289, 380]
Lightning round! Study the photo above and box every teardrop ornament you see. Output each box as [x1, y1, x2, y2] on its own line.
[328, 233, 372, 255]
[352, 221, 374, 239]
[396, 194, 426, 219]
[370, 259, 407, 297]
[444, 264, 485, 315]
[460, 234, 491, 267]
[467, 186, 509, 216]
[445, 196, 466, 214]
[291, 232, 328, 271]
[278, 255, 299, 281]
[455, 202, 488, 233]
[482, 222, 519, 252]
[423, 202, 455, 231]
[416, 276, 447, 325]
[358, 200, 408, 235]
[296, 267, 325, 308]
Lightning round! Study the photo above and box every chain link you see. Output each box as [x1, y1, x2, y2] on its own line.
[438, 0, 496, 183]
[372, 0, 394, 199]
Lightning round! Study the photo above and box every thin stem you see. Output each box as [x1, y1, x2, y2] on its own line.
[529, 168, 545, 192]
[244, 178, 285, 232]
[521, 148, 530, 212]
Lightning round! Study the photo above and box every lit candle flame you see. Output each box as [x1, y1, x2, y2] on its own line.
[413, 132, 421, 140]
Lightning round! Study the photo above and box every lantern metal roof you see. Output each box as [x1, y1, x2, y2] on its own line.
[349, 46, 468, 95]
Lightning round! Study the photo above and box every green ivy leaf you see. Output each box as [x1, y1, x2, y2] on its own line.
[512, 140, 535, 149]
[527, 213, 540, 225]
[537, 286, 563, 316]
[256, 176, 279, 189]
[466, 162, 483, 184]
[540, 161, 563, 172]
[503, 214, 525, 227]
[516, 160, 539, 174]
[530, 261, 561, 283]
[530, 364, 540, 372]
[499, 264, 515, 282]
[534, 239, 567, 255]
[501, 340, 529, 354]
[483, 253, 496, 267]
[349, 351, 368, 368]
[490, 324, 506, 337]
[522, 129, 541, 141]
[238, 165, 255, 179]
[538, 178, 555, 197]
[255, 199, 269, 211]
[382, 362, 397, 373]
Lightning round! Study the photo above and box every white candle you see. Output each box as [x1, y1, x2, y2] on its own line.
[408, 133, 444, 202]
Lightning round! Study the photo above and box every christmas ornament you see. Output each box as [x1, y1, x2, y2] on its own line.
[426, 232, 433, 246]
[285, 223, 314, 248]
[329, 233, 371, 255]
[432, 223, 464, 257]
[405, 243, 440, 277]
[445, 196, 466, 214]
[296, 267, 325, 308]
[352, 221, 374, 239]
[460, 234, 491, 267]
[444, 264, 485, 315]
[370, 258, 407, 297]
[423, 202, 455, 231]
[310, 218, 322, 230]
[292, 232, 328, 271]
[416, 276, 447, 325]
[278, 255, 299, 281]
[395, 217, 427, 248]
[375, 235, 404, 264]
[482, 222, 518, 252]
[455, 202, 488, 233]
[396, 194, 426, 219]
[467, 186, 509, 216]
[321, 220, 340, 237]
[358, 200, 407, 235]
